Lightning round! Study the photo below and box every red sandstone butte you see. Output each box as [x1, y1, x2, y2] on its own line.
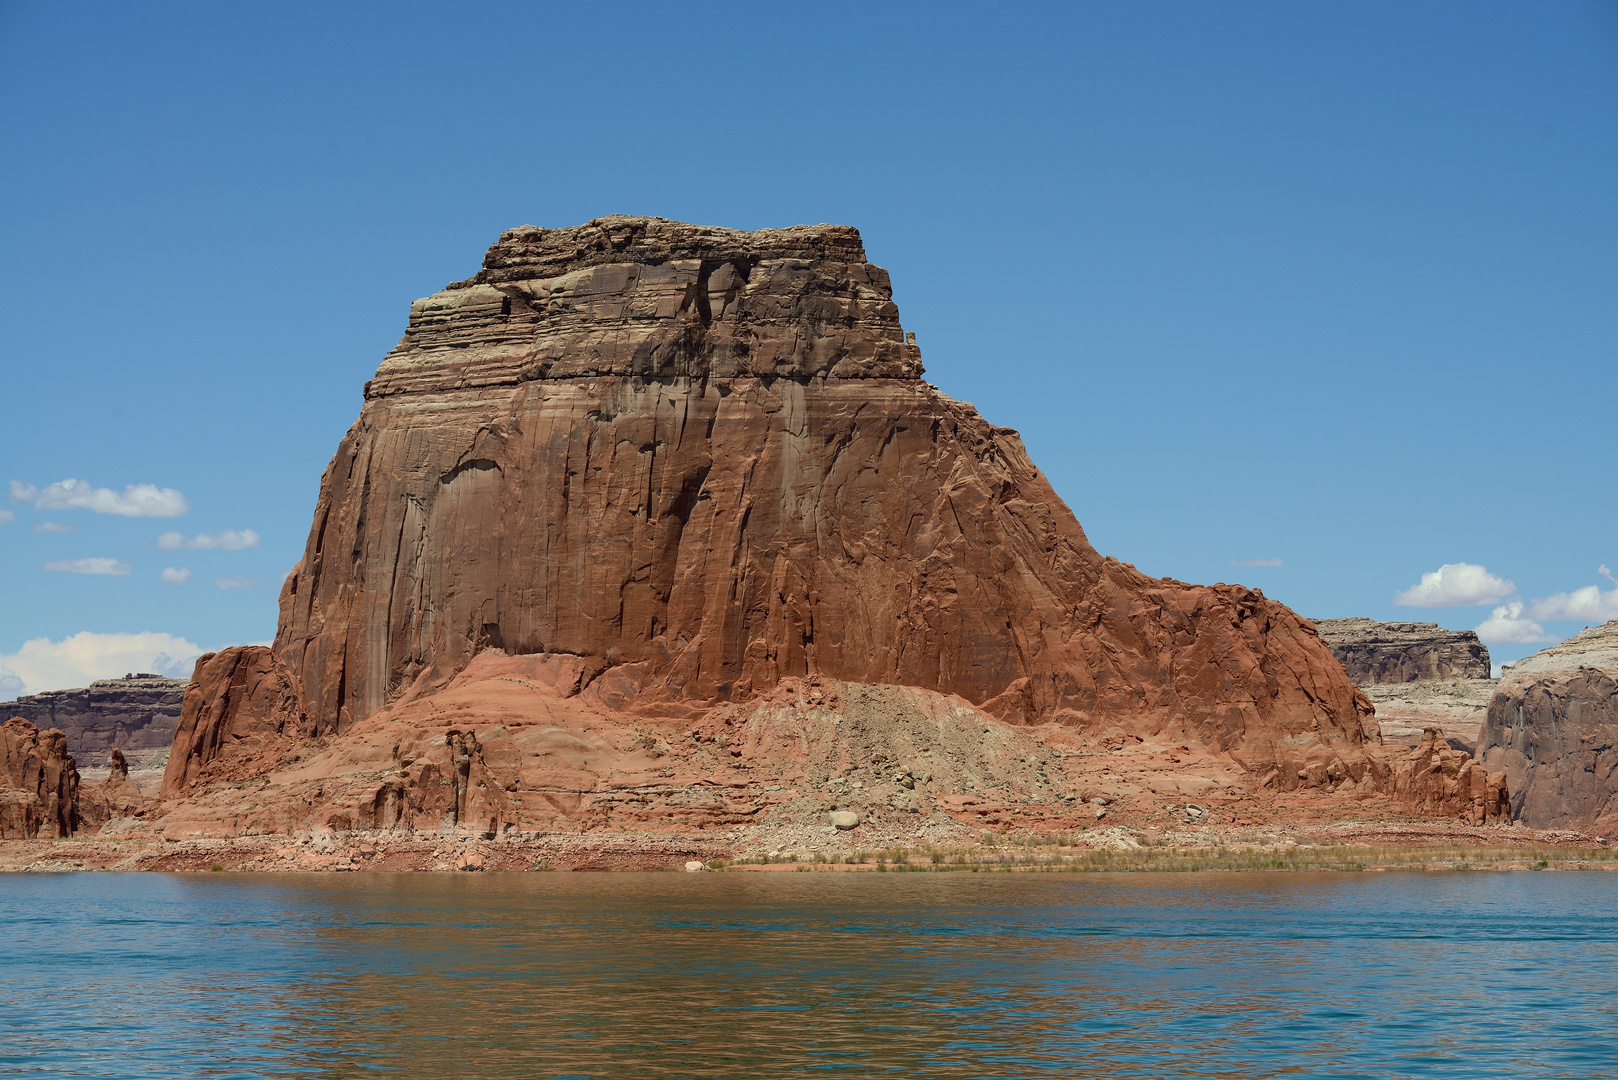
[164, 217, 1388, 814]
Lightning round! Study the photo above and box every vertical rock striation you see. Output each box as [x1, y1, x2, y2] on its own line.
[1, 718, 80, 838]
[170, 216, 1377, 800]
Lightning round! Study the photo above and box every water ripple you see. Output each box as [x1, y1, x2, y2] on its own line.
[2, 871, 1615, 1078]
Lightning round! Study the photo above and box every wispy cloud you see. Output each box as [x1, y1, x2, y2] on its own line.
[161, 567, 193, 584]
[34, 521, 78, 534]
[1230, 558, 1283, 567]
[0, 509, 14, 526]
[44, 557, 132, 576]
[156, 528, 260, 551]
[12, 478, 190, 517]
[1394, 563, 1515, 607]
[1475, 601, 1556, 645]
[0, 631, 203, 699]
[214, 574, 263, 590]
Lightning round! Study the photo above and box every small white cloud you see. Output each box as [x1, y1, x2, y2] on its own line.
[1230, 558, 1283, 567]
[44, 557, 132, 576]
[0, 509, 13, 525]
[22, 478, 190, 517]
[0, 631, 203, 699]
[214, 574, 262, 590]
[161, 566, 193, 584]
[1529, 583, 1618, 623]
[1475, 601, 1556, 645]
[156, 528, 261, 551]
[1394, 562, 1516, 607]
[34, 521, 78, 534]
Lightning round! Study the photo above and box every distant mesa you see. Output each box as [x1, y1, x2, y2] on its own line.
[1312, 617, 1494, 755]
[4, 674, 185, 775]
[1311, 618, 1491, 685]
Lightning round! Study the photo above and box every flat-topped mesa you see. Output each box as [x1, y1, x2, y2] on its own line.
[4, 674, 186, 772]
[167, 217, 1381, 800]
[1312, 618, 1491, 684]
[367, 216, 922, 399]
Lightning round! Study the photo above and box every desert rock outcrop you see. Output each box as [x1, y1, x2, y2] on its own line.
[1313, 618, 1491, 684]
[3, 674, 185, 773]
[1391, 729, 1508, 825]
[78, 749, 148, 830]
[1480, 620, 1618, 834]
[161, 649, 308, 795]
[1, 718, 80, 838]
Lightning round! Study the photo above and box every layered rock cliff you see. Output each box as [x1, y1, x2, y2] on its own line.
[168, 216, 1379, 812]
[1480, 620, 1618, 834]
[1312, 618, 1491, 684]
[3, 674, 184, 773]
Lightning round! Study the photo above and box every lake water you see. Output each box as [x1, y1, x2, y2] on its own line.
[3, 871, 1615, 1078]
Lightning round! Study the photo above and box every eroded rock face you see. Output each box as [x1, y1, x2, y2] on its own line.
[239, 215, 1372, 799]
[3, 674, 185, 772]
[1480, 620, 1618, 834]
[161, 649, 307, 796]
[1, 718, 79, 838]
[1392, 728, 1508, 825]
[78, 749, 147, 831]
[1313, 618, 1491, 684]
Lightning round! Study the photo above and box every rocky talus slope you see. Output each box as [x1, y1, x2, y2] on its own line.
[4, 674, 184, 774]
[1481, 620, 1618, 834]
[29, 216, 1514, 852]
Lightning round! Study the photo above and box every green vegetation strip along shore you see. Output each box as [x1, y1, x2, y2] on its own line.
[714, 843, 1618, 873]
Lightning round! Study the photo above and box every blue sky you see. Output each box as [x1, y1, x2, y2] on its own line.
[2, 1, 1614, 695]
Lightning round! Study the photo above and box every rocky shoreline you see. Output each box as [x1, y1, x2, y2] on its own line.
[2, 817, 1607, 874]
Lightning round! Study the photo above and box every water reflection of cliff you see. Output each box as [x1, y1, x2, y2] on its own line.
[6, 873, 1609, 1076]
[186, 873, 1599, 1079]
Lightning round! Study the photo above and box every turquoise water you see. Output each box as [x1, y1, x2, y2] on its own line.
[3, 871, 1615, 1078]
